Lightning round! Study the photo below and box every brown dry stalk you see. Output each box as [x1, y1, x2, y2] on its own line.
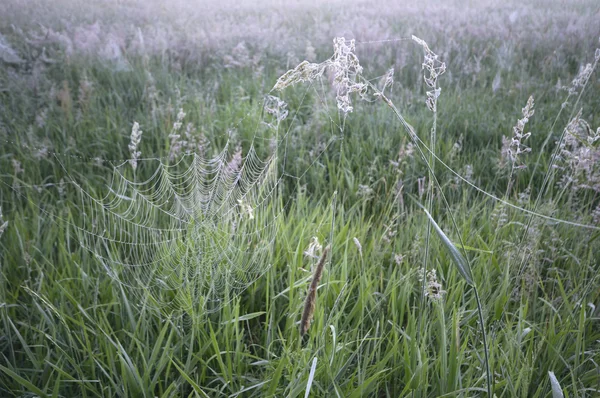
[300, 245, 330, 337]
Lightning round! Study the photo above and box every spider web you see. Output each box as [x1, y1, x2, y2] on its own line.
[72, 142, 280, 314]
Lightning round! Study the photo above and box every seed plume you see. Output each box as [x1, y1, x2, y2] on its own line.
[300, 245, 330, 337]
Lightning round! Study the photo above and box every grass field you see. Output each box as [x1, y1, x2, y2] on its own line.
[1, 0, 600, 397]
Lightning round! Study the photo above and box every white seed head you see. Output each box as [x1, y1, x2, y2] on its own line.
[353, 237, 362, 257]
[129, 121, 143, 170]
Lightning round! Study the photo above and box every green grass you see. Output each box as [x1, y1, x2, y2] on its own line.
[1, 32, 600, 397]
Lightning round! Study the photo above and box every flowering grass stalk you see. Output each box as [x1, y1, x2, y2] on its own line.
[128, 121, 142, 171]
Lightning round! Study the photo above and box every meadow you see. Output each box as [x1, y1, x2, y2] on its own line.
[1, 0, 600, 396]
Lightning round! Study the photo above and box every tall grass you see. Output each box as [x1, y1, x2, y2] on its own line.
[1, 1, 600, 397]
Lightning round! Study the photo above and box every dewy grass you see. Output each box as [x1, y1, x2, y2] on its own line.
[277, 33, 599, 397]
[1, 3, 600, 397]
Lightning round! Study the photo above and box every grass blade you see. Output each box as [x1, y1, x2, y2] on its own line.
[548, 371, 564, 398]
[0, 364, 48, 397]
[421, 208, 473, 286]
[305, 357, 318, 398]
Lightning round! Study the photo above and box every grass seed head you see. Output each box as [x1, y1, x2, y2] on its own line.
[128, 121, 142, 170]
[300, 245, 330, 337]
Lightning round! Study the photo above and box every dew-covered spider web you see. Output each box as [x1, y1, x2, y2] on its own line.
[73, 143, 279, 314]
